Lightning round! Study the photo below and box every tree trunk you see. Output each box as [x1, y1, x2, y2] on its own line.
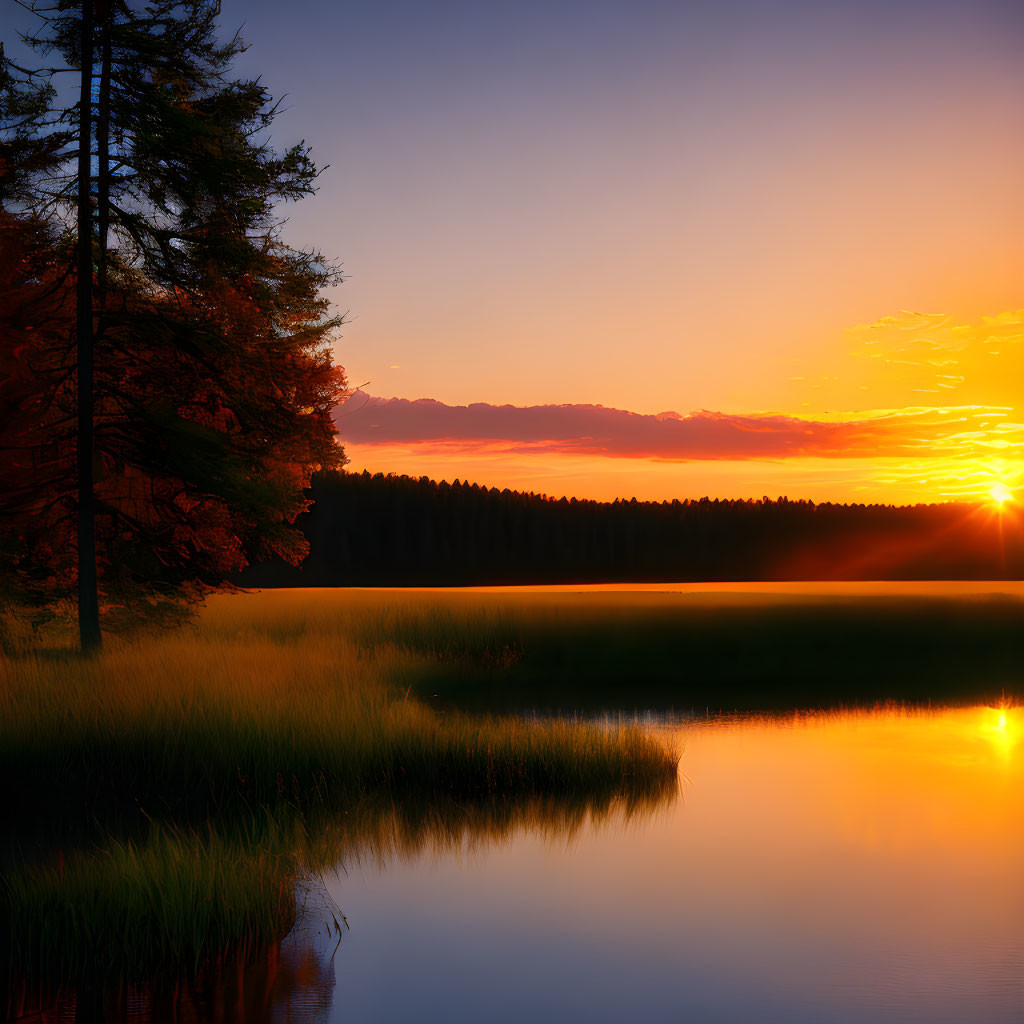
[96, 9, 111, 302]
[77, 0, 101, 653]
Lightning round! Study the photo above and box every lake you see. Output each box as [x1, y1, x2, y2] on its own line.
[247, 703, 1022, 1023]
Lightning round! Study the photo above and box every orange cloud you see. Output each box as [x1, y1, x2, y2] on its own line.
[335, 395, 1023, 463]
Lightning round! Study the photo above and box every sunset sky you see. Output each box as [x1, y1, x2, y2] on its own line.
[14, 0, 1022, 503]
[183, 0, 1024, 503]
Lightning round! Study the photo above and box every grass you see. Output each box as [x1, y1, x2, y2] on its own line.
[1, 588, 679, 995]
[7, 584, 1014, 823]
[0, 592, 678, 823]
[4, 788, 667, 989]
[5, 825, 299, 983]
[295, 586, 1024, 711]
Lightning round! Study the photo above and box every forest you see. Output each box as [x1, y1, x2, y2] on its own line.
[241, 470, 1024, 586]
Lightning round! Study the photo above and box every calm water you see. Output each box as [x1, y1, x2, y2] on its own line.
[264, 703, 1022, 1023]
[12, 703, 1023, 1022]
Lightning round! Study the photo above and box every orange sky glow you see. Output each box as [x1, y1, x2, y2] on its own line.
[203, 0, 1024, 506]
[340, 310, 1024, 505]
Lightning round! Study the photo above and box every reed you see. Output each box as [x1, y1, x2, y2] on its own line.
[270, 587, 1023, 711]
[1, 589, 678, 991]
[4, 825, 298, 982]
[1, 593, 677, 823]
[4, 786, 674, 987]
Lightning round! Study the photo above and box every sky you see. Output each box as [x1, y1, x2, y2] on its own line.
[8, 0, 1023, 503]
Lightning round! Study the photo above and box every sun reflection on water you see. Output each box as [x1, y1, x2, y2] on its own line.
[979, 702, 1019, 761]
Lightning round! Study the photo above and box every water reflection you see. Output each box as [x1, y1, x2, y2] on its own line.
[980, 702, 1021, 761]
[9, 923, 337, 1023]
[7, 705, 1023, 1023]
[321, 704, 1023, 1024]
[4, 787, 674, 1023]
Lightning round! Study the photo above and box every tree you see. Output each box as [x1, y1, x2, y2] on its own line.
[0, 2, 347, 647]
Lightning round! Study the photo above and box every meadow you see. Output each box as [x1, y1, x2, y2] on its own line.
[1, 591, 676, 818]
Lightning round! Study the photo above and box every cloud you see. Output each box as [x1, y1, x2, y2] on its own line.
[843, 309, 1024, 404]
[334, 395, 1024, 462]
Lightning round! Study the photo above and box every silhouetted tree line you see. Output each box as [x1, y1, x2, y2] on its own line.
[241, 471, 1024, 586]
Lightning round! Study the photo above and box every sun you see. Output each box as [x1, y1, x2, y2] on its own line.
[988, 482, 1013, 506]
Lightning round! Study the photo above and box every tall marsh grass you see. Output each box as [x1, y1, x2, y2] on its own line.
[1, 591, 678, 821]
[277, 586, 1024, 710]
[5, 787, 670, 986]
[2, 589, 678, 995]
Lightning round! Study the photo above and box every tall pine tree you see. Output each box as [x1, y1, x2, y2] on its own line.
[0, 1, 347, 646]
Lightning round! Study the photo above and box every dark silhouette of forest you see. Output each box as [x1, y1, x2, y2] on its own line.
[241, 470, 1024, 586]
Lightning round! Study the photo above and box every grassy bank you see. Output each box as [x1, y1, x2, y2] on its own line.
[2, 589, 679, 995]
[6, 584, 1017, 825]
[1, 593, 677, 823]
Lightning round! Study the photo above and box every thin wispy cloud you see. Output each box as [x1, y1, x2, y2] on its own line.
[842, 309, 1024, 405]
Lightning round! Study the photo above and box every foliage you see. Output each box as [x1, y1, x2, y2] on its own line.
[0, 40, 65, 206]
[0, 2, 347, 628]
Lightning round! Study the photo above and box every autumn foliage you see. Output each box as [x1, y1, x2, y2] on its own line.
[0, 205, 344, 626]
[0, 2, 348, 628]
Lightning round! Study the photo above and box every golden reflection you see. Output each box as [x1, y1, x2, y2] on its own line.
[672, 704, 1024, 869]
[979, 702, 1020, 761]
